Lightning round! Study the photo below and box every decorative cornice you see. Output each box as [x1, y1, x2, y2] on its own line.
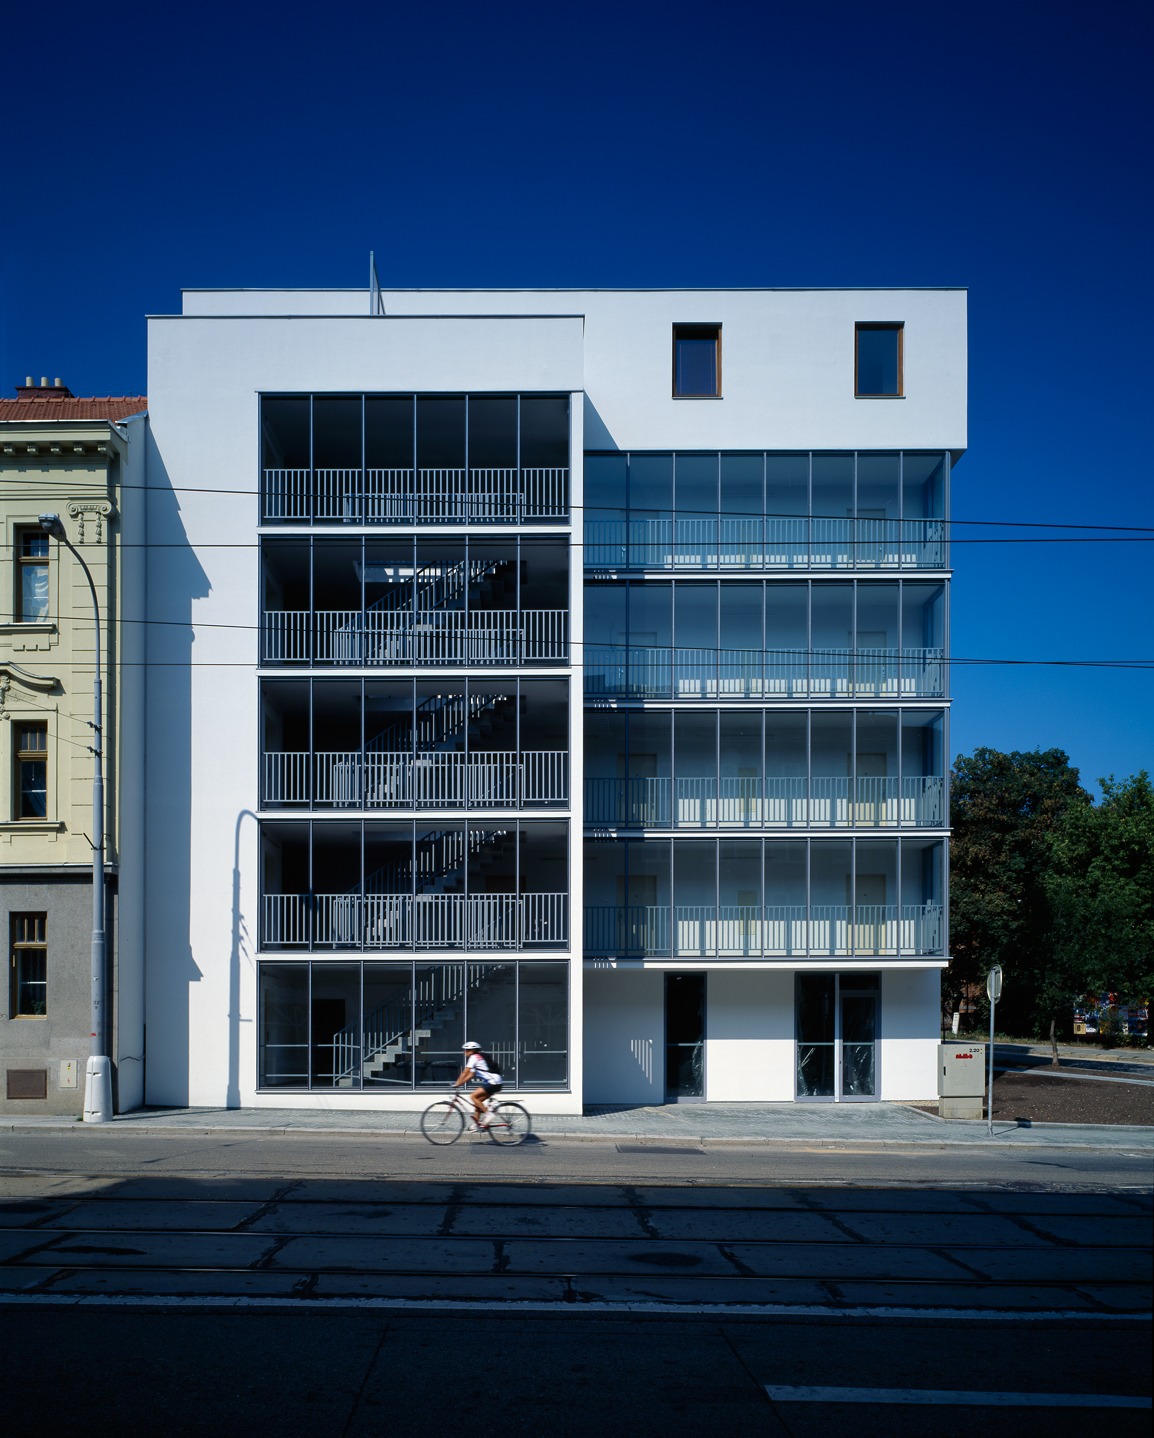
[66, 498, 116, 543]
[0, 664, 59, 720]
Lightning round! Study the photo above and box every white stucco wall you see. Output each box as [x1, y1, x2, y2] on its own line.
[880, 968, 941, 1100]
[705, 968, 795, 1102]
[144, 313, 583, 1109]
[582, 966, 665, 1105]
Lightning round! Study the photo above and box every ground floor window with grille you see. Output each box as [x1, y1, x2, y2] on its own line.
[10, 913, 47, 1016]
[258, 958, 568, 1091]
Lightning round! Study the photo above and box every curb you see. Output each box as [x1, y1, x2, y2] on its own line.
[1, 1120, 1151, 1152]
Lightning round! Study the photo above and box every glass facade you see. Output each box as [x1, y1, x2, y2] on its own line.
[585, 451, 944, 570]
[583, 580, 945, 700]
[263, 535, 569, 667]
[258, 959, 568, 1090]
[262, 393, 570, 523]
[261, 820, 568, 951]
[583, 837, 943, 958]
[584, 709, 944, 828]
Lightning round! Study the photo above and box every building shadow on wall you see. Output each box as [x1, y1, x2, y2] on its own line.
[229, 809, 257, 1108]
[583, 395, 618, 451]
[144, 430, 210, 1107]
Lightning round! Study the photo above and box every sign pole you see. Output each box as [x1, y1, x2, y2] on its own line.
[986, 966, 1003, 1138]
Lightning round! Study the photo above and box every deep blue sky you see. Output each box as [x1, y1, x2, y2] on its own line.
[2, 0, 1150, 793]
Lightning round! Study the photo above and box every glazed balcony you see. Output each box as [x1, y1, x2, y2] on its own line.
[261, 393, 571, 525]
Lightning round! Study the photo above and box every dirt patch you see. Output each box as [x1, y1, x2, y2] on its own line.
[992, 1071, 1153, 1126]
[910, 1075, 1154, 1125]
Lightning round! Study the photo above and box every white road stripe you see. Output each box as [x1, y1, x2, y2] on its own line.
[0, 1293, 1147, 1320]
[765, 1386, 1150, 1408]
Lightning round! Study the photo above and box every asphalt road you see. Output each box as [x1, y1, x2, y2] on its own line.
[0, 1131, 1148, 1437]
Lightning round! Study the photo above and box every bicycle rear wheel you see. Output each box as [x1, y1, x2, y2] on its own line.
[420, 1100, 465, 1145]
[488, 1102, 531, 1146]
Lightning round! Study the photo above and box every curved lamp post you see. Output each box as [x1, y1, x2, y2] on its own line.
[39, 513, 110, 1122]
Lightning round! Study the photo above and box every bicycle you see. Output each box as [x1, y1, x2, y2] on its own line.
[420, 1086, 531, 1146]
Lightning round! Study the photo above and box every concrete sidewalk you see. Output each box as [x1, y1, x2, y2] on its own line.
[4, 1102, 1151, 1149]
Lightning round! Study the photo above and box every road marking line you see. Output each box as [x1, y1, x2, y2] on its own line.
[765, 1386, 1150, 1408]
[0, 1293, 1147, 1319]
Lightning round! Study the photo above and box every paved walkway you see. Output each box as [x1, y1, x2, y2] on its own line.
[5, 1102, 1150, 1149]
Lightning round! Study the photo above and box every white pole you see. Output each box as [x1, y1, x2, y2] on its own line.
[987, 989, 995, 1138]
[40, 513, 110, 1122]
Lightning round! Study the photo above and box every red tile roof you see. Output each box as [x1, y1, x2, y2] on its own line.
[0, 396, 147, 423]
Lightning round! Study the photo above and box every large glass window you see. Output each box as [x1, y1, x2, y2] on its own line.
[262, 393, 569, 524]
[675, 711, 716, 828]
[675, 454, 718, 568]
[582, 837, 944, 959]
[263, 535, 569, 668]
[583, 450, 947, 571]
[259, 959, 569, 1090]
[262, 820, 568, 951]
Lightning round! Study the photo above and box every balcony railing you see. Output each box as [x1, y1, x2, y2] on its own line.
[263, 892, 569, 949]
[583, 517, 945, 569]
[584, 647, 943, 699]
[263, 751, 569, 808]
[582, 774, 943, 828]
[264, 467, 569, 524]
[265, 610, 568, 665]
[581, 902, 942, 956]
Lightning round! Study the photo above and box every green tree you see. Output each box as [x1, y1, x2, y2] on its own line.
[947, 747, 1089, 1033]
[1044, 772, 1154, 1030]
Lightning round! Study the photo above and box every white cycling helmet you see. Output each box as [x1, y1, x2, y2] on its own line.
[462, 1041, 481, 1051]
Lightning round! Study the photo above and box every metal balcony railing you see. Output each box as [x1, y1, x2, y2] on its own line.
[263, 892, 569, 949]
[584, 647, 943, 699]
[263, 467, 569, 523]
[263, 610, 568, 665]
[581, 902, 943, 956]
[583, 517, 945, 569]
[262, 751, 569, 808]
[581, 774, 943, 828]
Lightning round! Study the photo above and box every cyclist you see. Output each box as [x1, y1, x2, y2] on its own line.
[455, 1041, 503, 1128]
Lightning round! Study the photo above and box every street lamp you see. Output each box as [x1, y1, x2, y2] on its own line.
[39, 513, 110, 1123]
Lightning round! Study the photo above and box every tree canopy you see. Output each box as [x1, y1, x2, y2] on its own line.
[948, 748, 1152, 1036]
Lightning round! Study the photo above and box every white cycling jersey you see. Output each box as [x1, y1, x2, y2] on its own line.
[465, 1053, 503, 1085]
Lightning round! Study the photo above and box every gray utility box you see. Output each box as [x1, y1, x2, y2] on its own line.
[938, 1042, 986, 1119]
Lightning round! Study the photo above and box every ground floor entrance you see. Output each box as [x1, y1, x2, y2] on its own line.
[582, 964, 939, 1105]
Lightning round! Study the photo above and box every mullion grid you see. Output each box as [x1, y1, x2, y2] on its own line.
[623, 831, 930, 962]
[607, 449, 946, 574]
[287, 958, 543, 1091]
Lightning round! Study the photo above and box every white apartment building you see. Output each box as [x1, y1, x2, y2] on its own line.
[139, 283, 964, 1112]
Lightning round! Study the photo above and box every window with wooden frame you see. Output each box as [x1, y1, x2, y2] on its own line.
[15, 723, 48, 819]
[855, 323, 904, 397]
[17, 527, 51, 622]
[673, 325, 721, 397]
[11, 913, 47, 1017]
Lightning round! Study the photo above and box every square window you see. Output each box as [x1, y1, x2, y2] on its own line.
[855, 324, 903, 397]
[11, 913, 47, 1017]
[673, 325, 721, 397]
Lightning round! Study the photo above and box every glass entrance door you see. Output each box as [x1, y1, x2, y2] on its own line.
[665, 972, 705, 1101]
[840, 990, 877, 1099]
[795, 972, 880, 1101]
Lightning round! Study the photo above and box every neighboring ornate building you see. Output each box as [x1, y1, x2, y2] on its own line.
[0, 378, 146, 1113]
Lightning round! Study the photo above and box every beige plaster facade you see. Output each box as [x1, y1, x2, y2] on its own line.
[0, 402, 137, 1113]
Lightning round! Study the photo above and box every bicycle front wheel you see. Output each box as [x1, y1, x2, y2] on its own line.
[488, 1102, 531, 1146]
[420, 1100, 465, 1145]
